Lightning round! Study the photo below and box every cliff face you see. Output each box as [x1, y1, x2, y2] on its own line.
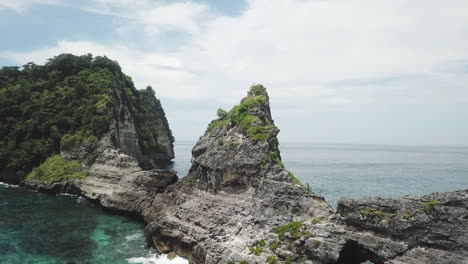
[105, 88, 174, 169]
[136, 90, 175, 165]
[143, 85, 332, 263]
[140, 85, 467, 264]
[0, 54, 174, 184]
[337, 191, 468, 263]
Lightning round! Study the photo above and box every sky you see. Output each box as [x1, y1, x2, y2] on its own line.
[1, 0, 468, 146]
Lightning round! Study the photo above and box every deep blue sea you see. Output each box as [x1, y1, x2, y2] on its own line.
[1, 142, 467, 263]
[172, 142, 468, 207]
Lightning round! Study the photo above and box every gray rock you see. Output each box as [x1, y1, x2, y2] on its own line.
[21, 85, 468, 264]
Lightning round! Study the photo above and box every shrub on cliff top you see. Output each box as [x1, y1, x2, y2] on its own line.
[247, 84, 267, 97]
[208, 85, 272, 142]
[27, 155, 86, 183]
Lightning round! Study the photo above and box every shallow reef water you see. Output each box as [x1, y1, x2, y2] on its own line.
[0, 183, 187, 264]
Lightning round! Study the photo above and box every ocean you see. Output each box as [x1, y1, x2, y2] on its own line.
[172, 142, 468, 207]
[1, 142, 467, 263]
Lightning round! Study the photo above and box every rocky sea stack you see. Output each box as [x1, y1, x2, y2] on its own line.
[141, 86, 468, 264]
[1, 55, 467, 264]
[143, 85, 332, 263]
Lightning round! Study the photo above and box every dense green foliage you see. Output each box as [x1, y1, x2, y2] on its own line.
[27, 155, 86, 183]
[134, 86, 174, 152]
[208, 84, 273, 141]
[0, 54, 172, 179]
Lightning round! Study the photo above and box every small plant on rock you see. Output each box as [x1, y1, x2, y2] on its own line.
[269, 241, 280, 251]
[421, 199, 437, 215]
[266, 256, 277, 264]
[311, 218, 321, 224]
[258, 239, 266, 246]
[273, 220, 304, 239]
[249, 246, 263, 256]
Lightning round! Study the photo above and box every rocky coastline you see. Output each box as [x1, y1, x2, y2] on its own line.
[10, 86, 468, 263]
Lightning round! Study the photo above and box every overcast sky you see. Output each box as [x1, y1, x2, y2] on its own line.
[1, 0, 467, 146]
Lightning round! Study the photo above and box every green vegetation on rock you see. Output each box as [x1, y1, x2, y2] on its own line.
[249, 246, 263, 256]
[421, 200, 437, 215]
[311, 218, 321, 224]
[359, 206, 396, 222]
[27, 155, 86, 183]
[286, 169, 304, 186]
[269, 241, 280, 251]
[266, 256, 277, 264]
[208, 84, 274, 142]
[265, 151, 284, 167]
[0, 54, 172, 179]
[273, 220, 304, 239]
[258, 239, 266, 246]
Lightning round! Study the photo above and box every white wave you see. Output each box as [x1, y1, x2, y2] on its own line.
[127, 252, 189, 264]
[125, 232, 144, 242]
[57, 193, 79, 197]
[76, 196, 87, 203]
[0, 182, 19, 188]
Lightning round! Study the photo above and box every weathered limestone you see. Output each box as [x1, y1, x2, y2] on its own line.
[20, 85, 468, 264]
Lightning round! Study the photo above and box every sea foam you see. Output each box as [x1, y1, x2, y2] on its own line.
[127, 252, 189, 264]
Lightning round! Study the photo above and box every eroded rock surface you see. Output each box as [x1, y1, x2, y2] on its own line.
[142, 85, 332, 263]
[21, 85, 468, 264]
[139, 86, 467, 263]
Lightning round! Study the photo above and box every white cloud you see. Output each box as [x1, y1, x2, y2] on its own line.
[2, 0, 468, 143]
[3, 0, 467, 103]
[82, 0, 210, 37]
[0, 0, 58, 12]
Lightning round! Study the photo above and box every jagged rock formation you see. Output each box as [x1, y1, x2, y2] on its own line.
[142, 85, 332, 263]
[336, 191, 468, 263]
[7, 79, 467, 264]
[259, 190, 468, 264]
[137, 85, 468, 264]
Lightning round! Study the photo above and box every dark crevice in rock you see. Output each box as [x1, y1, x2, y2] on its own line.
[337, 240, 383, 264]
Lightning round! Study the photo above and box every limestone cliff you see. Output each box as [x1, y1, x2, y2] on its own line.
[140, 85, 467, 264]
[143, 85, 332, 263]
[0, 54, 174, 184]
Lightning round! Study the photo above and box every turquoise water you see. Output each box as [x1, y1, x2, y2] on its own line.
[172, 142, 468, 207]
[1, 142, 467, 263]
[0, 184, 187, 264]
